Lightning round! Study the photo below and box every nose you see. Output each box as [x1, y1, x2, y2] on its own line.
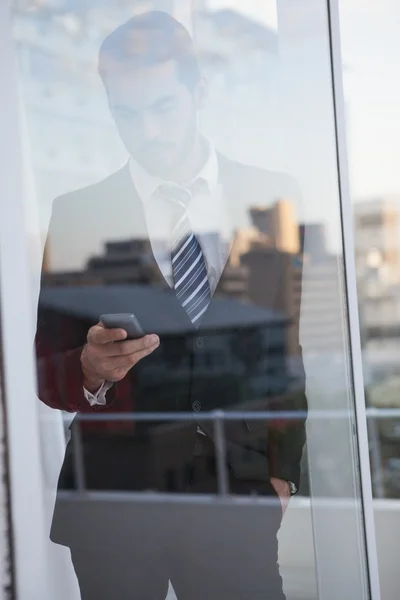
[141, 113, 159, 142]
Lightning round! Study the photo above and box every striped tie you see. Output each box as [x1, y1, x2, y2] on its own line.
[171, 205, 211, 328]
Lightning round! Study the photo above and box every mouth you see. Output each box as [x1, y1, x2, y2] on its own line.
[142, 145, 172, 157]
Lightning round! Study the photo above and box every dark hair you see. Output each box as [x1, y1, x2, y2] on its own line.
[98, 11, 201, 90]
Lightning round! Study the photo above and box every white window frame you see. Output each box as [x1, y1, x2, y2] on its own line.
[328, 0, 380, 597]
[0, 1, 54, 598]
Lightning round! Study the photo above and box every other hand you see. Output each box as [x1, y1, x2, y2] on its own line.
[270, 477, 291, 515]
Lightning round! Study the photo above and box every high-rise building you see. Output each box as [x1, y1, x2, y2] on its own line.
[240, 247, 302, 357]
[218, 264, 249, 302]
[240, 248, 346, 360]
[228, 200, 302, 357]
[299, 222, 327, 261]
[229, 227, 270, 268]
[299, 255, 345, 356]
[354, 198, 400, 286]
[352, 199, 400, 377]
[249, 199, 300, 255]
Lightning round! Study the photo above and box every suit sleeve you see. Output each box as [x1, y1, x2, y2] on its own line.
[35, 198, 130, 415]
[266, 347, 307, 490]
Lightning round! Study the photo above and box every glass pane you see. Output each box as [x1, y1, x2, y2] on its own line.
[8, 1, 371, 598]
[339, 0, 400, 598]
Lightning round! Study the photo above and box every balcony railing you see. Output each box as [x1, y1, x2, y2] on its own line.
[61, 407, 398, 503]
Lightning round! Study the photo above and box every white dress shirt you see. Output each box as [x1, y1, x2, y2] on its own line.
[84, 142, 233, 407]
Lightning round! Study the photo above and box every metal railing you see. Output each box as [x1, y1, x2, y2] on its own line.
[65, 409, 303, 504]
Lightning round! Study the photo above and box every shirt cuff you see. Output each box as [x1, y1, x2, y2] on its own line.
[83, 381, 113, 406]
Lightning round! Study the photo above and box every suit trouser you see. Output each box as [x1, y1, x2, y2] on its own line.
[67, 451, 285, 600]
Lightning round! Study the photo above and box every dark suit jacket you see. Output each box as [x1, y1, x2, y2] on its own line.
[35, 154, 307, 542]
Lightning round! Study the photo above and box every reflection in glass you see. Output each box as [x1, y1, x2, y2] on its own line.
[340, 1, 400, 595]
[11, 1, 370, 599]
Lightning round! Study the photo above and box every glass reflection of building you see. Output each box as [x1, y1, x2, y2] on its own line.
[354, 198, 400, 376]
[353, 198, 400, 497]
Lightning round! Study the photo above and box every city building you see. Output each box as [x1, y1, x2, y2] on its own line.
[42, 238, 157, 287]
[353, 199, 400, 379]
[299, 255, 345, 355]
[228, 199, 302, 357]
[299, 222, 328, 262]
[354, 198, 400, 286]
[229, 226, 269, 267]
[249, 199, 300, 255]
[218, 264, 249, 301]
[232, 210, 346, 359]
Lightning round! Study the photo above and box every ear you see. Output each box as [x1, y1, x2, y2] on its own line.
[194, 77, 208, 110]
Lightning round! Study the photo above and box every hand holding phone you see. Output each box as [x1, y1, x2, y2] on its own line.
[81, 314, 159, 392]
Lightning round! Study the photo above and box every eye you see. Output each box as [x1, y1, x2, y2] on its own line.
[113, 107, 139, 121]
[153, 98, 175, 115]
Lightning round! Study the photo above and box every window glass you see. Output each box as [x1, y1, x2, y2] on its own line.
[7, 1, 372, 598]
[340, 0, 400, 598]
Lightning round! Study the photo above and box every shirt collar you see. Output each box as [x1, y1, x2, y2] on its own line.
[129, 140, 219, 203]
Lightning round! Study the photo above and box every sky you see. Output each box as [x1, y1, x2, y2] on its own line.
[338, 0, 400, 198]
[210, 0, 400, 200]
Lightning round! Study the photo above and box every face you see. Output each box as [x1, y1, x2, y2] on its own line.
[106, 59, 204, 179]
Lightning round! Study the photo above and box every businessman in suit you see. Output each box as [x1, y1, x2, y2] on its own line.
[36, 11, 307, 600]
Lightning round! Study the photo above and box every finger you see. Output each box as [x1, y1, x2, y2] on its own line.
[127, 344, 159, 365]
[104, 335, 160, 357]
[105, 342, 159, 370]
[88, 324, 127, 345]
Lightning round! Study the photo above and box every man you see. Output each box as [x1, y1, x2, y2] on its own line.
[36, 11, 307, 600]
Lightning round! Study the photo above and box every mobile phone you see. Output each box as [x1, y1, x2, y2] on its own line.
[100, 313, 145, 340]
